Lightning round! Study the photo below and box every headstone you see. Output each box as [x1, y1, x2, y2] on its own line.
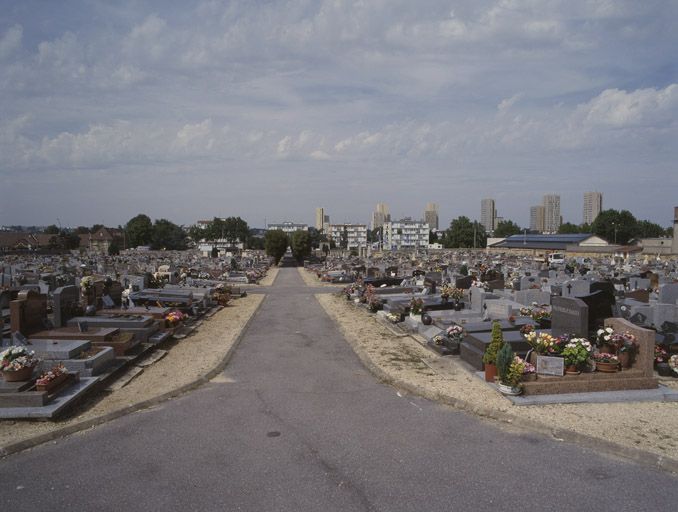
[551, 296, 588, 337]
[659, 284, 678, 305]
[53, 285, 81, 328]
[578, 290, 614, 331]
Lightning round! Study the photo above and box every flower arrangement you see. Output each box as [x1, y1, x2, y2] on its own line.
[36, 364, 69, 386]
[440, 285, 464, 301]
[433, 334, 445, 346]
[531, 309, 551, 322]
[497, 343, 525, 388]
[523, 331, 558, 355]
[519, 307, 532, 317]
[519, 323, 535, 336]
[446, 325, 464, 341]
[655, 345, 669, 365]
[595, 327, 615, 348]
[409, 297, 424, 315]
[522, 361, 536, 375]
[165, 310, 188, 325]
[386, 312, 401, 324]
[367, 295, 382, 312]
[593, 352, 619, 364]
[613, 331, 638, 354]
[80, 276, 94, 289]
[1, 346, 38, 371]
[669, 355, 678, 375]
[561, 337, 593, 367]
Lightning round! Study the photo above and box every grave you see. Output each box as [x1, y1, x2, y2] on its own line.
[460, 329, 534, 371]
[551, 296, 588, 337]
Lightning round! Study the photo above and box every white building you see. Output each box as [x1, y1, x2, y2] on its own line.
[329, 224, 368, 249]
[424, 202, 439, 230]
[383, 219, 430, 250]
[371, 203, 391, 230]
[480, 198, 496, 233]
[543, 194, 561, 234]
[583, 192, 603, 225]
[267, 222, 308, 233]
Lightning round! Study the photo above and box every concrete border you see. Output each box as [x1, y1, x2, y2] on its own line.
[0, 294, 267, 459]
[318, 295, 678, 475]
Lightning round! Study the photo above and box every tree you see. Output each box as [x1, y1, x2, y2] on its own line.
[44, 224, 60, 235]
[636, 220, 667, 238]
[151, 219, 187, 250]
[247, 236, 265, 250]
[265, 230, 288, 264]
[290, 230, 312, 263]
[222, 216, 249, 245]
[108, 240, 120, 255]
[90, 224, 104, 232]
[429, 230, 438, 244]
[557, 222, 582, 234]
[340, 226, 348, 250]
[443, 216, 487, 248]
[73, 226, 90, 234]
[307, 227, 321, 249]
[494, 220, 522, 238]
[591, 209, 637, 245]
[126, 214, 154, 247]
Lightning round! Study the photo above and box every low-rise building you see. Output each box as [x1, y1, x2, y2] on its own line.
[383, 219, 429, 250]
[329, 224, 368, 249]
[267, 222, 308, 233]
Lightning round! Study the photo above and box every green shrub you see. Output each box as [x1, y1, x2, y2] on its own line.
[482, 321, 504, 365]
[496, 343, 514, 383]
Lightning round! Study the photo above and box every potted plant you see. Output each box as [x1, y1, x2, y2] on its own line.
[595, 327, 617, 354]
[482, 322, 504, 382]
[409, 297, 424, 317]
[593, 352, 619, 372]
[522, 360, 537, 381]
[496, 344, 524, 395]
[669, 355, 678, 378]
[1, 346, 39, 382]
[35, 364, 70, 392]
[614, 331, 638, 369]
[561, 337, 592, 375]
[531, 308, 551, 329]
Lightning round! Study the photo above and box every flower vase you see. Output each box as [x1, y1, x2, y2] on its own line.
[596, 361, 619, 373]
[2, 365, 36, 382]
[565, 365, 581, 375]
[484, 363, 497, 382]
[497, 382, 522, 396]
[618, 351, 632, 369]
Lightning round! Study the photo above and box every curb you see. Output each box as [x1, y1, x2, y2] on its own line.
[0, 294, 267, 459]
[322, 296, 678, 475]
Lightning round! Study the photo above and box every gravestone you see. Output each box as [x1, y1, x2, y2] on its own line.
[53, 285, 81, 328]
[10, 289, 47, 336]
[629, 277, 651, 290]
[455, 276, 474, 289]
[659, 284, 678, 305]
[578, 290, 614, 332]
[551, 296, 588, 337]
[561, 280, 590, 298]
[625, 289, 649, 303]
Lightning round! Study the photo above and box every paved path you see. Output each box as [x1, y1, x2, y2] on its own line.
[1, 268, 677, 511]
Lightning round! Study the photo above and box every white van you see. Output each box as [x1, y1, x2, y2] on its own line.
[548, 253, 565, 265]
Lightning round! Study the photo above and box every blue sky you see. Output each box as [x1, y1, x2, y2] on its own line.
[1, 0, 676, 229]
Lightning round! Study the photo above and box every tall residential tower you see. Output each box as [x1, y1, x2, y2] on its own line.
[583, 192, 603, 225]
[480, 198, 496, 233]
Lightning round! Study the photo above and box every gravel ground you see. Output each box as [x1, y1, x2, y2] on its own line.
[316, 291, 678, 462]
[298, 268, 346, 288]
[0, 293, 264, 449]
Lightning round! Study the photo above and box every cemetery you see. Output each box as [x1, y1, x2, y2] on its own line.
[306, 247, 678, 407]
[0, 249, 273, 420]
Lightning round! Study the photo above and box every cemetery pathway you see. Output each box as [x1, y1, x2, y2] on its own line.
[2, 267, 678, 511]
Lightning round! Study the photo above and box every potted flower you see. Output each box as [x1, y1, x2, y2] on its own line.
[409, 297, 424, 317]
[446, 325, 464, 341]
[614, 331, 638, 369]
[522, 361, 537, 382]
[482, 322, 504, 382]
[1, 346, 39, 382]
[386, 312, 401, 324]
[35, 364, 70, 392]
[561, 337, 592, 375]
[531, 308, 551, 329]
[593, 352, 619, 372]
[496, 344, 524, 395]
[432, 334, 445, 346]
[669, 355, 678, 378]
[165, 310, 188, 328]
[595, 327, 617, 354]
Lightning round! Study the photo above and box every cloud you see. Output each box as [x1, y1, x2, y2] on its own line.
[0, 24, 22, 59]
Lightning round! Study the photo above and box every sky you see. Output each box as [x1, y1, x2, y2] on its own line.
[1, 0, 677, 230]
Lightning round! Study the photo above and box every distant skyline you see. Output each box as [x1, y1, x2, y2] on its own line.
[1, 1, 676, 229]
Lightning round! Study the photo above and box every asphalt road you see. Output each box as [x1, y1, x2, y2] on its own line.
[1, 267, 677, 511]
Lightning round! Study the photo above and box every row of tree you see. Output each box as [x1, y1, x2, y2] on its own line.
[264, 230, 313, 264]
[125, 214, 188, 251]
[438, 209, 672, 248]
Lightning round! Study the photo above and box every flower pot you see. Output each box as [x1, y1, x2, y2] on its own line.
[484, 363, 497, 382]
[565, 365, 581, 375]
[618, 351, 632, 369]
[596, 361, 619, 373]
[656, 363, 673, 377]
[36, 372, 69, 393]
[599, 344, 616, 355]
[497, 382, 522, 396]
[2, 365, 36, 382]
